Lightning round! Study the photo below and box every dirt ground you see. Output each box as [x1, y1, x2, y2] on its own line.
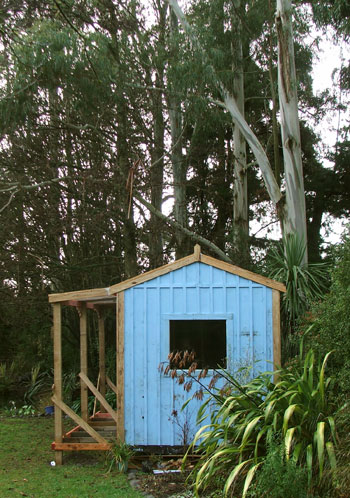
[136, 470, 192, 497]
[129, 456, 194, 497]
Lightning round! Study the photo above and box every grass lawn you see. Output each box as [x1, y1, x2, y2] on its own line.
[0, 413, 143, 497]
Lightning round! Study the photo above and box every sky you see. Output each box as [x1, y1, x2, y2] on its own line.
[251, 31, 349, 245]
[311, 35, 350, 244]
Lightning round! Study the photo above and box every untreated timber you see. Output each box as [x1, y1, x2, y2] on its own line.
[49, 246, 285, 304]
[116, 292, 125, 442]
[51, 395, 107, 444]
[79, 372, 117, 424]
[79, 304, 88, 422]
[52, 302, 63, 465]
[273, 289, 281, 369]
[52, 442, 111, 451]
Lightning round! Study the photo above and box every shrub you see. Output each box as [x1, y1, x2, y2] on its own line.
[0, 362, 17, 402]
[186, 350, 336, 497]
[106, 441, 134, 473]
[247, 440, 308, 498]
[304, 231, 350, 397]
[24, 364, 52, 407]
[267, 233, 328, 328]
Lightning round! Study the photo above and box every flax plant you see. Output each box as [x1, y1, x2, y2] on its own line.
[186, 350, 336, 497]
[267, 233, 328, 332]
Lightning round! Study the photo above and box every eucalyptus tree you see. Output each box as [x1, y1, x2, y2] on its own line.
[167, 0, 309, 261]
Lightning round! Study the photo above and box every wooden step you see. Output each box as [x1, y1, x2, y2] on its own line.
[63, 436, 102, 443]
[53, 442, 111, 451]
[89, 421, 116, 427]
[69, 431, 116, 438]
[89, 425, 116, 431]
[90, 416, 115, 422]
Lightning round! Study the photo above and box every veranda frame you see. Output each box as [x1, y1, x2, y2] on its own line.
[50, 245, 285, 464]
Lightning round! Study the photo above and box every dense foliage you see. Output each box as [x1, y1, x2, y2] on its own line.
[267, 233, 329, 357]
[186, 350, 336, 497]
[304, 231, 350, 397]
[0, 0, 348, 444]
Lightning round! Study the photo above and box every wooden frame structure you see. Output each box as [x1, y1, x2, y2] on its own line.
[49, 245, 285, 464]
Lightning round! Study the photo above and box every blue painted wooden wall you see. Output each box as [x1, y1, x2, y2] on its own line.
[123, 261, 273, 446]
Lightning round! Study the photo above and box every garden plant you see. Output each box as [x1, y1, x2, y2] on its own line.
[185, 348, 337, 497]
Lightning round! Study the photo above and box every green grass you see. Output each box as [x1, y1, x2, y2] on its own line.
[0, 413, 143, 497]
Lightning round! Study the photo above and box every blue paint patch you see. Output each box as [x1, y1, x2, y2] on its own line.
[123, 262, 275, 446]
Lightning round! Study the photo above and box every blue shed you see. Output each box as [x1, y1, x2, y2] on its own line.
[49, 245, 285, 462]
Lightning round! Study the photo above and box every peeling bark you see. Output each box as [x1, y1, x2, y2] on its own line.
[167, 0, 307, 257]
[276, 0, 307, 261]
[167, 0, 282, 208]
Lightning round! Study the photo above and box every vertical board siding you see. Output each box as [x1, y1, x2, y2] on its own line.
[123, 262, 275, 446]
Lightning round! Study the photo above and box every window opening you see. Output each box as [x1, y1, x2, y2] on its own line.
[170, 319, 226, 369]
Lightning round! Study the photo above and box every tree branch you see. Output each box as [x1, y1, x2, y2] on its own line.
[167, 0, 282, 206]
[133, 191, 233, 263]
[0, 177, 70, 212]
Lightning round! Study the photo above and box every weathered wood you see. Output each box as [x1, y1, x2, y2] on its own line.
[193, 244, 201, 261]
[92, 373, 100, 416]
[273, 290, 281, 369]
[63, 436, 95, 442]
[106, 376, 117, 396]
[49, 287, 108, 303]
[97, 308, 106, 403]
[201, 254, 286, 292]
[116, 292, 125, 442]
[49, 246, 285, 305]
[111, 251, 285, 294]
[52, 302, 63, 465]
[79, 303, 88, 422]
[69, 430, 116, 437]
[89, 420, 116, 427]
[79, 372, 118, 424]
[52, 442, 111, 451]
[51, 395, 107, 444]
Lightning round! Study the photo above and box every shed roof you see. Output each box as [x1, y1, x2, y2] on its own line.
[48, 245, 286, 305]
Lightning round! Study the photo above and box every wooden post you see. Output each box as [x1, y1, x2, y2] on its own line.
[272, 290, 281, 371]
[97, 307, 106, 407]
[79, 303, 88, 422]
[116, 292, 125, 442]
[53, 303, 63, 465]
[193, 244, 201, 261]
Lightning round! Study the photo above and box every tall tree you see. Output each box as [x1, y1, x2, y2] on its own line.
[167, 0, 308, 258]
[232, 0, 248, 261]
[276, 0, 307, 260]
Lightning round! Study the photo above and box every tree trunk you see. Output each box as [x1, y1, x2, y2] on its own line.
[232, 0, 249, 263]
[276, 0, 308, 261]
[167, 0, 282, 208]
[168, 0, 308, 257]
[168, 9, 188, 259]
[268, 0, 282, 187]
[149, 1, 167, 269]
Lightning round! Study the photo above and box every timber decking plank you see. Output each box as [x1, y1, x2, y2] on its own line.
[52, 442, 111, 451]
[68, 431, 116, 438]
